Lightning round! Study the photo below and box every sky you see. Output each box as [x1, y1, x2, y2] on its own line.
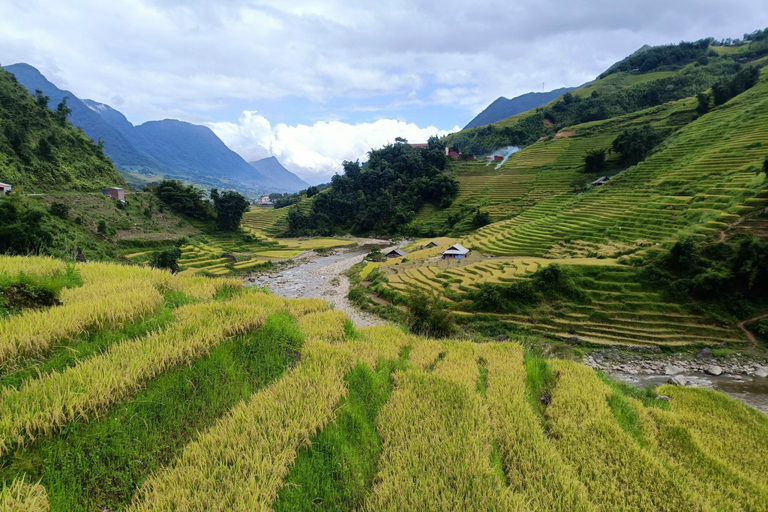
[1, 1, 767, 183]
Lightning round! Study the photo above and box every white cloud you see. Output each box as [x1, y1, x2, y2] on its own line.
[209, 111, 459, 183]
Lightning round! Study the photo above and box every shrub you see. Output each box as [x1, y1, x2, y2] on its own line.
[612, 125, 666, 165]
[583, 148, 607, 173]
[49, 202, 69, 219]
[150, 247, 182, 273]
[406, 292, 455, 338]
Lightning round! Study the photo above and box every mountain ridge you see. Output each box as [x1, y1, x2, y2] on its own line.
[3, 63, 306, 194]
[464, 86, 577, 129]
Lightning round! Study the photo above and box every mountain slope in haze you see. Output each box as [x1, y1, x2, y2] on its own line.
[4, 63, 304, 194]
[464, 87, 576, 129]
[3, 63, 162, 174]
[0, 67, 124, 191]
[249, 157, 309, 192]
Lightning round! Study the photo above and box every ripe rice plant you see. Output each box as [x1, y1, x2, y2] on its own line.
[363, 367, 521, 511]
[478, 343, 596, 512]
[128, 342, 353, 511]
[406, 338, 445, 370]
[0, 479, 48, 512]
[351, 325, 412, 367]
[546, 360, 708, 511]
[0, 256, 65, 278]
[0, 293, 283, 455]
[298, 309, 348, 342]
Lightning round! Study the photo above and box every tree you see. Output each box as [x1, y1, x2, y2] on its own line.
[762, 155, 768, 177]
[49, 202, 69, 219]
[34, 89, 49, 109]
[151, 247, 182, 273]
[695, 92, 710, 116]
[583, 148, 607, 173]
[406, 292, 455, 337]
[612, 125, 665, 165]
[55, 97, 71, 127]
[472, 209, 491, 229]
[305, 186, 319, 198]
[0, 196, 53, 254]
[211, 190, 249, 231]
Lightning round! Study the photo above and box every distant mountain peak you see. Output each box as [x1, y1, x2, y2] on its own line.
[465, 86, 577, 129]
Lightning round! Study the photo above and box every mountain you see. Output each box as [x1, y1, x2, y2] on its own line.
[0, 67, 124, 191]
[3, 63, 301, 194]
[249, 157, 309, 192]
[464, 87, 576, 129]
[3, 63, 162, 174]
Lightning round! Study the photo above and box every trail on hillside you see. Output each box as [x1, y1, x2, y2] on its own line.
[739, 312, 768, 346]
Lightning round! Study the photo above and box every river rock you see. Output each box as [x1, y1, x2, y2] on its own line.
[756, 367, 768, 378]
[696, 347, 713, 359]
[665, 365, 685, 375]
[655, 395, 670, 402]
[705, 365, 723, 376]
[668, 375, 688, 386]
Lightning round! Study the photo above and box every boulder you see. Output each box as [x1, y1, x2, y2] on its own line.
[756, 367, 768, 378]
[696, 347, 713, 360]
[705, 365, 723, 376]
[655, 395, 670, 402]
[566, 336, 580, 346]
[665, 365, 685, 376]
[497, 334, 510, 342]
[668, 375, 688, 386]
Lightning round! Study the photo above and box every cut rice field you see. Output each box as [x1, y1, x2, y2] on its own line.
[1, 254, 765, 511]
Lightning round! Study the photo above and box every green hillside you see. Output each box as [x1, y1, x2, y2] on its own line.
[0, 67, 124, 192]
[354, 36, 768, 348]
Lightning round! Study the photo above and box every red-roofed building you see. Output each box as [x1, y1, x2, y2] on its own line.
[409, 143, 429, 148]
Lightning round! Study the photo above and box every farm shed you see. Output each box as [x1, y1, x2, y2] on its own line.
[385, 248, 407, 259]
[591, 176, 610, 186]
[0, 182, 11, 195]
[442, 243, 470, 259]
[104, 187, 125, 200]
[425, 240, 440, 248]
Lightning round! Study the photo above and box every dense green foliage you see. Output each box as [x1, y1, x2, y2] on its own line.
[274, 357, 405, 511]
[467, 264, 587, 314]
[640, 236, 768, 317]
[583, 148, 607, 173]
[600, 40, 712, 78]
[211, 189, 250, 232]
[0, 68, 124, 191]
[151, 180, 212, 220]
[150, 247, 182, 273]
[612, 125, 667, 165]
[0, 195, 53, 254]
[0, 311, 303, 511]
[712, 66, 761, 106]
[406, 292, 455, 338]
[286, 141, 458, 235]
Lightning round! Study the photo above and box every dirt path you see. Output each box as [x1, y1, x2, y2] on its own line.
[244, 240, 405, 327]
[739, 312, 768, 346]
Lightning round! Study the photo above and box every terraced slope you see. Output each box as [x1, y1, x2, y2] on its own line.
[1, 256, 766, 511]
[465, 75, 768, 257]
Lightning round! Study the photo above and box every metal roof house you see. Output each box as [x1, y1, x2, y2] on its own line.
[442, 243, 470, 259]
[591, 176, 610, 186]
[425, 240, 441, 248]
[385, 248, 407, 258]
[0, 183, 11, 195]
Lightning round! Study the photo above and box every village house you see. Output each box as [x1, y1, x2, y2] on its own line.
[0, 182, 11, 195]
[103, 187, 124, 200]
[385, 248, 407, 259]
[442, 243, 470, 259]
[591, 176, 610, 186]
[425, 240, 440, 248]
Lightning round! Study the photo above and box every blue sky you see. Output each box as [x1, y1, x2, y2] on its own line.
[2, 0, 767, 182]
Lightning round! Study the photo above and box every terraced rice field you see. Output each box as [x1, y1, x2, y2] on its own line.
[2, 256, 766, 511]
[465, 75, 768, 257]
[378, 258, 748, 347]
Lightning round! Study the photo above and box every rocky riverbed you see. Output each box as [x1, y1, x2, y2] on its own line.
[583, 347, 768, 413]
[243, 239, 402, 327]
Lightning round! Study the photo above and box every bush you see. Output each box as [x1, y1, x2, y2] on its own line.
[406, 292, 455, 338]
[97, 220, 108, 234]
[472, 210, 491, 229]
[151, 247, 182, 273]
[49, 202, 69, 219]
[583, 149, 607, 173]
[0, 195, 53, 254]
[612, 125, 666, 165]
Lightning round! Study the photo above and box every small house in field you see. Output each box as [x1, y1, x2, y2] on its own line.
[494, 155, 504, 161]
[425, 240, 440, 248]
[104, 187, 124, 200]
[0, 183, 11, 195]
[591, 176, 610, 186]
[385, 248, 407, 259]
[409, 143, 429, 148]
[442, 243, 470, 259]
